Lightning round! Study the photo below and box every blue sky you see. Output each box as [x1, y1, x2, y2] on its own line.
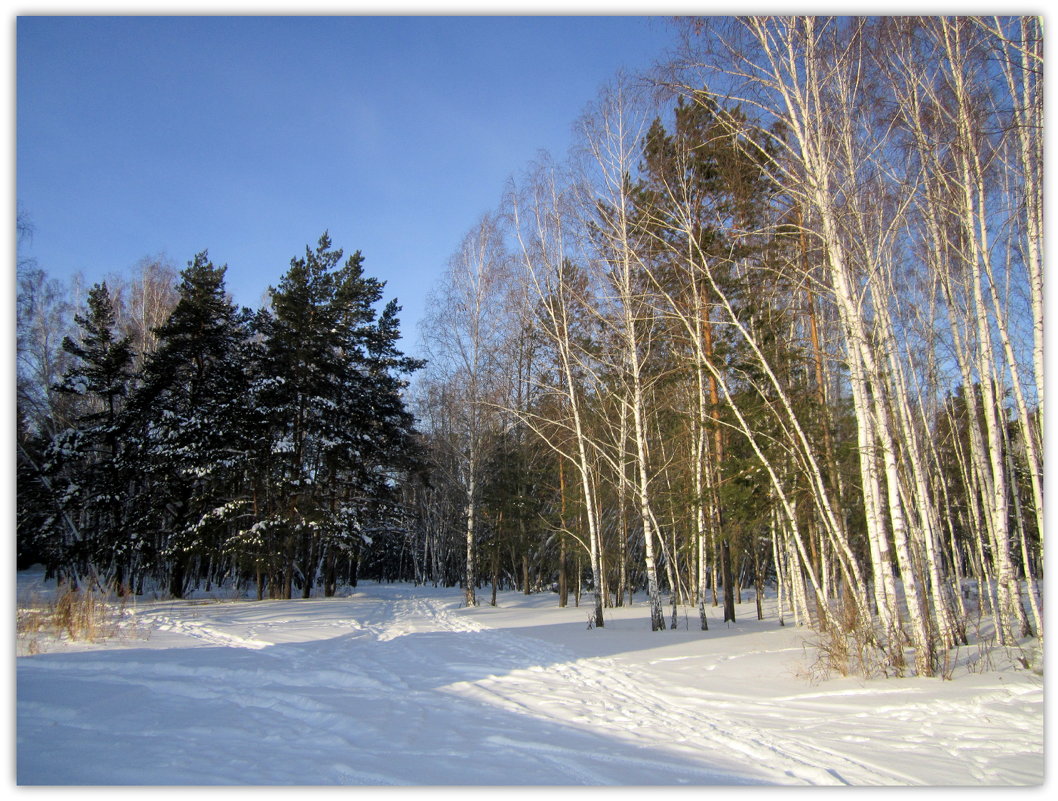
[16, 15, 677, 357]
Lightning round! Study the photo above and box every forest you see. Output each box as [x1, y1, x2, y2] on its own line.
[16, 17, 1043, 679]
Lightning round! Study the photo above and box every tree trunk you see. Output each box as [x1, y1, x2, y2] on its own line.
[558, 535, 568, 608]
[464, 461, 477, 607]
[721, 538, 735, 624]
[491, 547, 499, 607]
[169, 557, 187, 600]
[558, 462, 569, 608]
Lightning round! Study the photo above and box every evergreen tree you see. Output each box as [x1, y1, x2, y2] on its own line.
[631, 96, 775, 625]
[248, 233, 423, 598]
[18, 238, 422, 600]
[128, 253, 251, 597]
[38, 283, 136, 587]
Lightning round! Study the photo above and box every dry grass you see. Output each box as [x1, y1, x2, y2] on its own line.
[800, 596, 1044, 682]
[16, 585, 146, 655]
[800, 593, 908, 681]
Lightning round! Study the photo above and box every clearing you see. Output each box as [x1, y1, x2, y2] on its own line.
[16, 574, 1044, 786]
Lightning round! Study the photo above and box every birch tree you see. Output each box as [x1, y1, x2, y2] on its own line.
[576, 75, 668, 631]
[506, 157, 607, 628]
[665, 15, 1042, 672]
[421, 215, 513, 607]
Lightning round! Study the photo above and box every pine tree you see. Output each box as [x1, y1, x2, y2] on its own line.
[630, 95, 776, 627]
[128, 253, 251, 597]
[43, 283, 136, 587]
[249, 233, 423, 599]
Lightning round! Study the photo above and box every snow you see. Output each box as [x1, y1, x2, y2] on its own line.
[14, 569, 1046, 788]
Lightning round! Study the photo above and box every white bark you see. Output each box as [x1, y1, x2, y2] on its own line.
[422, 215, 512, 608]
[507, 162, 607, 627]
[576, 77, 666, 630]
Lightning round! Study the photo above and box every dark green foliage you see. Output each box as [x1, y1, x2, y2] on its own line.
[27, 283, 136, 586]
[127, 253, 252, 596]
[242, 233, 424, 597]
[16, 237, 424, 597]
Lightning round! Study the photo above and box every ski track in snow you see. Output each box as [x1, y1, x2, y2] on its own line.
[420, 596, 912, 786]
[16, 585, 1044, 786]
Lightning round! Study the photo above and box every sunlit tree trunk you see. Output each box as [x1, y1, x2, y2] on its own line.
[421, 215, 514, 608]
[578, 76, 665, 630]
[937, 18, 1030, 642]
[508, 161, 606, 627]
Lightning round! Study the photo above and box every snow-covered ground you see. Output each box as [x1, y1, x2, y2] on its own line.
[15, 570, 1044, 786]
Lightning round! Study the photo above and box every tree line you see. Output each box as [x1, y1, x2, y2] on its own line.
[17, 232, 423, 599]
[409, 16, 1042, 677]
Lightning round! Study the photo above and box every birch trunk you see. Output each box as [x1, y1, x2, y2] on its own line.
[579, 77, 665, 630]
[508, 164, 606, 627]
